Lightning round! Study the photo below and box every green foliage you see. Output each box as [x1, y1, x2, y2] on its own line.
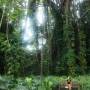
[0, 76, 61, 90]
[0, 75, 90, 90]
[62, 23, 76, 76]
[0, 33, 10, 52]
[0, 0, 90, 76]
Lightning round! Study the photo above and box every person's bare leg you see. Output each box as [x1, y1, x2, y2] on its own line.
[68, 84, 72, 90]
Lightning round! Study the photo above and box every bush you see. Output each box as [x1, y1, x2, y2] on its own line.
[0, 75, 90, 90]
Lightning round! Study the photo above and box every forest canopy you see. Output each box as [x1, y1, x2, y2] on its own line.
[0, 0, 90, 77]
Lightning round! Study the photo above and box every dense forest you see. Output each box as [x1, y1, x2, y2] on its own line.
[0, 0, 90, 90]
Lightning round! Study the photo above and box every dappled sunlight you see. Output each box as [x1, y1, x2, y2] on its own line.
[21, 15, 47, 51]
[20, 16, 35, 52]
[38, 37, 46, 49]
[38, 38, 46, 45]
[23, 0, 29, 15]
[51, 0, 57, 4]
[36, 5, 46, 26]
[25, 45, 36, 52]
[20, 4, 47, 51]
[74, 0, 84, 5]
[10, 8, 14, 13]
[24, 0, 29, 7]
[21, 17, 34, 42]
[76, 10, 80, 18]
